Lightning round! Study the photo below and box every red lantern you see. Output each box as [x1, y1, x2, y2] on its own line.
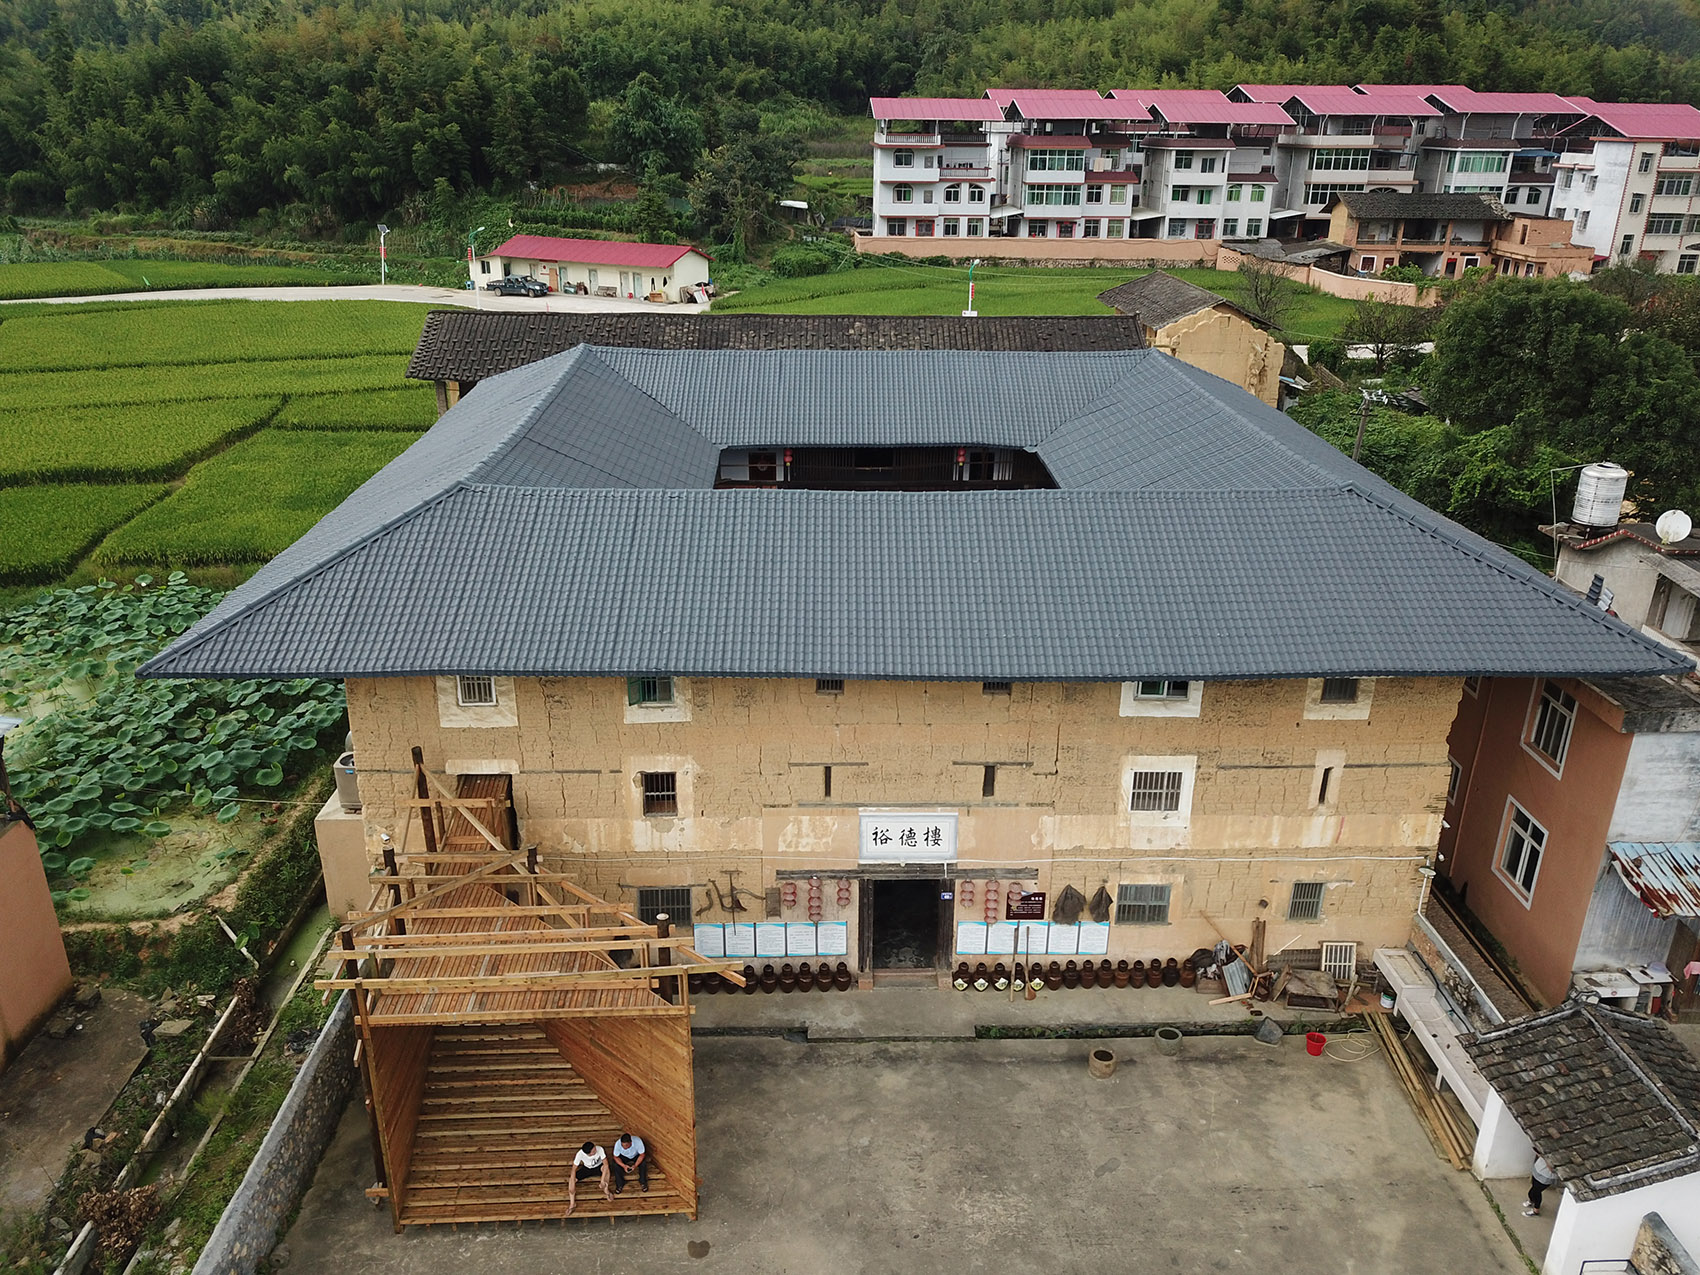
[781, 882, 797, 908]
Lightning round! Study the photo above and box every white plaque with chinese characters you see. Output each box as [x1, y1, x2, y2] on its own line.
[859, 810, 957, 863]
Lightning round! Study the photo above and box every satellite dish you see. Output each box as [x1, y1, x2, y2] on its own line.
[1655, 509, 1693, 545]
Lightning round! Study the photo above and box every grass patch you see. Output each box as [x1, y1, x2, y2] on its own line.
[0, 398, 280, 483]
[0, 483, 167, 582]
[0, 299, 425, 372]
[0, 355, 409, 411]
[0, 259, 352, 301]
[274, 386, 438, 431]
[716, 263, 1358, 341]
[94, 429, 414, 566]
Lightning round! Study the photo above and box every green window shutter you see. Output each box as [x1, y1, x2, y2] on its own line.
[628, 677, 643, 706]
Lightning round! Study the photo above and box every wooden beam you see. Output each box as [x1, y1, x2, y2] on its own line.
[318, 964, 742, 995]
[340, 850, 529, 934]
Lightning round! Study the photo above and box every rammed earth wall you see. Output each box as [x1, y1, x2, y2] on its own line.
[191, 993, 356, 1275]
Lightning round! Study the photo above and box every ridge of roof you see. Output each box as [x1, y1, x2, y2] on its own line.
[1096, 270, 1261, 329]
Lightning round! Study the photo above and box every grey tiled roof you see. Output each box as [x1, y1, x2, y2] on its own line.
[1096, 270, 1262, 328]
[1332, 191, 1511, 221]
[405, 312, 1148, 382]
[1460, 1002, 1700, 1200]
[141, 346, 1691, 682]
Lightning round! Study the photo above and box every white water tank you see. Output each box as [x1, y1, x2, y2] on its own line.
[1571, 462, 1629, 529]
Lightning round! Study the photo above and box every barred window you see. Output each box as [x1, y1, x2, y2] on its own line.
[641, 771, 678, 816]
[1128, 770, 1184, 812]
[1116, 883, 1172, 924]
[627, 676, 674, 706]
[1320, 678, 1359, 704]
[1528, 681, 1576, 768]
[637, 886, 691, 923]
[816, 678, 844, 694]
[1287, 881, 1325, 921]
[982, 681, 1013, 695]
[456, 674, 497, 707]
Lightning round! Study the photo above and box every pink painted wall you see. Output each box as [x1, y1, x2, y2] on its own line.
[854, 235, 1219, 266]
[0, 819, 73, 1069]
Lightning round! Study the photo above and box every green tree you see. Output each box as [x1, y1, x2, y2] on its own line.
[1342, 298, 1433, 373]
[688, 106, 803, 257]
[607, 71, 704, 179]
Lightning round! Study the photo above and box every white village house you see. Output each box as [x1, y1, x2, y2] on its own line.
[472, 234, 713, 301]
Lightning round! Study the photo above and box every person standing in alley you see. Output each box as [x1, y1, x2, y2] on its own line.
[1524, 1155, 1558, 1216]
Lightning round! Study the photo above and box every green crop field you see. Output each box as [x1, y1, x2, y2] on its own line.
[0, 258, 352, 300]
[0, 353, 410, 411]
[0, 299, 425, 371]
[0, 483, 167, 582]
[94, 429, 416, 567]
[273, 385, 438, 431]
[716, 263, 1356, 342]
[0, 398, 280, 483]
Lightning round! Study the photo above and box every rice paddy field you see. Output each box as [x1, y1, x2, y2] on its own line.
[715, 263, 1356, 343]
[0, 258, 354, 299]
[0, 298, 438, 588]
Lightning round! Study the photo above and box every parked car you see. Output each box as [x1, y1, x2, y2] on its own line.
[486, 276, 549, 297]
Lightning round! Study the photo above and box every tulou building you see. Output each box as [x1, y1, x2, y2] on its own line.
[143, 330, 1685, 989]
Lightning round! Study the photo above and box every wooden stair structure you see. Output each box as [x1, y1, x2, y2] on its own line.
[317, 751, 741, 1231]
[403, 1025, 689, 1224]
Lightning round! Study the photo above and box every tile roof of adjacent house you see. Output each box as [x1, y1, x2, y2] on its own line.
[1331, 191, 1511, 221]
[1460, 1002, 1700, 1201]
[404, 313, 1149, 384]
[1000, 89, 1150, 121]
[868, 97, 1006, 121]
[1095, 270, 1261, 329]
[1233, 84, 1338, 103]
[143, 344, 1689, 682]
[1563, 98, 1700, 140]
[1283, 86, 1440, 118]
[1424, 87, 1582, 116]
[1109, 89, 1292, 126]
[487, 235, 709, 268]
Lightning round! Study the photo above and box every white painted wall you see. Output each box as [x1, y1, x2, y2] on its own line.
[1473, 1089, 1537, 1179]
[1545, 1175, 1700, 1275]
[1608, 731, 1700, 843]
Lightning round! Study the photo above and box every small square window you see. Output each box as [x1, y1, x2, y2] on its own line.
[1115, 883, 1171, 924]
[456, 674, 497, 708]
[641, 771, 678, 816]
[627, 676, 674, 706]
[816, 678, 844, 695]
[637, 886, 691, 923]
[1128, 770, 1183, 812]
[982, 681, 1013, 695]
[1287, 881, 1325, 921]
[1136, 680, 1190, 700]
[1319, 678, 1359, 704]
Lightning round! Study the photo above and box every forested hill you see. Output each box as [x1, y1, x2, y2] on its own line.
[5, 0, 1700, 224]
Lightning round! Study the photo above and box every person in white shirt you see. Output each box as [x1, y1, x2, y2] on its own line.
[567, 1140, 611, 1215]
[611, 1131, 649, 1194]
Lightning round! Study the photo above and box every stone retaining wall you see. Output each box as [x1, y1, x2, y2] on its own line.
[191, 993, 356, 1275]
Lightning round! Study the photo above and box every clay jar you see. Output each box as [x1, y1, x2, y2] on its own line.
[702, 973, 720, 994]
[834, 962, 854, 991]
[1162, 957, 1180, 988]
[779, 963, 797, 993]
[1062, 960, 1081, 989]
[687, 972, 703, 993]
[954, 962, 972, 991]
[817, 962, 835, 991]
[742, 964, 759, 995]
[1145, 961, 1164, 988]
[1078, 960, 1097, 989]
[1046, 961, 1064, 990]
[992, 963, 1010, 991]
[797, 963, 815, 991]
[1179, 959, 1197, 989]
[1099, 960, 1114, 985]
[973, 962, 991, 991]
[1131, 960, 1146, 987]
[759, 964, 779, 993]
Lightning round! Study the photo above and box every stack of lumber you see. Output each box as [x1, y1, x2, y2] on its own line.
[1366, 1013, 1473, 1169]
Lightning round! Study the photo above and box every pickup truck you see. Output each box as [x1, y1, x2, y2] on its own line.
[485, 276, 549, 297]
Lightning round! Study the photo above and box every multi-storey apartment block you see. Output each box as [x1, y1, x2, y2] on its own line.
[869, 84, 1700, 270]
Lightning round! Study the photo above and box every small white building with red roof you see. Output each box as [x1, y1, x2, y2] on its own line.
[474, 234, 713, 301]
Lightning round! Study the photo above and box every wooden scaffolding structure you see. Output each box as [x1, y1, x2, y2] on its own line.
[317, 752, 740, 1229]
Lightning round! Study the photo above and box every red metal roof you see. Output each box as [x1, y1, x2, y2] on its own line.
[1113, 89, 1292, 126]
[1609, 843, 1700, 919]
[489, 236, 710, 268]
[1234, 84, 1335, 103]
[1002, 89, 1149, 121]
[869, 97, 1005, 121]
[1355, 84, 1465, 97]
[1008, 134, 1093, 148]
[1425, 87, 1581, 115]
[1285, 86, 1440, 118]
[1565, 98, 1700, 140]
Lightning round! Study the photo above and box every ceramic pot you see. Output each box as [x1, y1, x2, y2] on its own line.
[834, 963, 854, 991]
[818, 962, 835, 991]
[742, 964, 759, 994]
[1098, 960, 1114, 984]
[1113, 962, 1131, 989]
[1046, 961, 1063, 990]
[687, 973, 703, 992]
[704, 973, 722, 994]
[1078, 961, 1097, 988]
[1162, 958, 1180, 988]
[954, 962, 971, 991]
[1012, 962, 1026, 990]
[1179, 959, 1197, 989]
[759, 964, 778, 993]
[779, 963, 797, 993]
[973, 962, 991, 992]
[1062, 961, 1081, 989]
[796, 964, 815, 991]
[1132, 960, 1146, 987]
[993, 963, 1010, 991]
[1146, 962, 1164, 988]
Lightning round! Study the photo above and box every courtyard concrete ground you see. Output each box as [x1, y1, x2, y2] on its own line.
[283, 1033, 1527, 1275]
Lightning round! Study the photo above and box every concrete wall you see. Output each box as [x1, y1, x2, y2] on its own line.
[1440, 677, 1633, 1005]
[1148, 306, 1284, 405]
[1554, 540, 1666, 630]
[1610, 731, 1700, 843]
[1214, 245, 1444, 307]
[1632, 1213, 1700, 1275]
[1546, 1177, 1700, 1275]
[191, 993, 357, 1275]
[314, 793, 373, 922]
[343, 674, 1458, 965]
[0, 819, 73, 1070]
[855, 235, 1219, 266]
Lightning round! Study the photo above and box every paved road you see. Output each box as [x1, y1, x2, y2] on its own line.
[0, 284, 710, 313]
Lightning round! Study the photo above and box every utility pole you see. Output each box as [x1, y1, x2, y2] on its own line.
[1351, 389, 1371, 462]
[377, 223, 390, 287]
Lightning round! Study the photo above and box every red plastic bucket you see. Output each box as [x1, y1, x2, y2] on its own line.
[1305, 1031, 1327, 1057]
